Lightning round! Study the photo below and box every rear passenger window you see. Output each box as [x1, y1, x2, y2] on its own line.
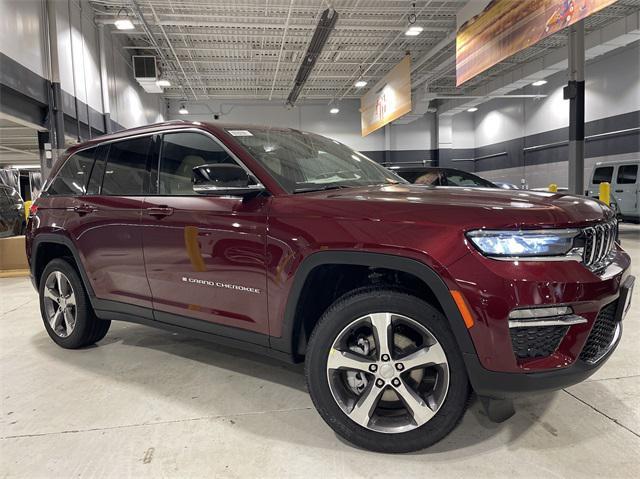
[47, 148, 96, 196]
[101, 137, 152, 196]
[592, 166, 613, 184]
[86, 146, 107, 195]
[159, 132, 237, 195]
[616, 165, 638, 184]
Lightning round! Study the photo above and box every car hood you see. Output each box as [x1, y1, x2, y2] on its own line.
[300, 184, 613, 228]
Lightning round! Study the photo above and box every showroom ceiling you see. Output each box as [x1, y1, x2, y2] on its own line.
[0, 118, 41, 168]
[92, 0, 640, 103]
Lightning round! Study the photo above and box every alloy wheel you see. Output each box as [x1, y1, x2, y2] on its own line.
[326, 312, 450, 433]
[43, 271, 77, 338]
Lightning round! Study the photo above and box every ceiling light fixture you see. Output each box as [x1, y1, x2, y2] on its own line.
[178, 104, 189, 115]
[467, 107, 478, 112]
[115, 7, 134, 30]
[329, 107, 340, 114]
[157, 79, 171, 87]
[531, 80, 548, 86]
[115, 19, 134, 30]
[354, 80, 367, 88]
[405, 2, 422, 36]
[405, 26, 423, 36]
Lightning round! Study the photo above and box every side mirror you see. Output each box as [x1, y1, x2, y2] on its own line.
[192, 164, 264, 196]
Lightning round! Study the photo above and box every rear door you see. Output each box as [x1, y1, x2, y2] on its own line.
[613, 163, 639, 217]
[67, 136, 155, 310]
[141, 130, 269, 337]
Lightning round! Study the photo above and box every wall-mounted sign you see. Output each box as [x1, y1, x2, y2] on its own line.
[456, 0, 619, 86]
[360, 55, 412, 137]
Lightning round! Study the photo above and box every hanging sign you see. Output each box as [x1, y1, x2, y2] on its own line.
[456, 0, 619, 86]
[360, 55, 412, 137]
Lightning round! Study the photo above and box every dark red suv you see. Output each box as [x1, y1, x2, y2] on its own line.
[26, 121, 634, 452]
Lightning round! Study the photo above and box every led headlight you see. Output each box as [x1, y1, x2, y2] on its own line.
[466, 229, 580, 258]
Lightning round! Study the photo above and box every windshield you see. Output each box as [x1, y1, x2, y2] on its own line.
[226, 128, 404, 193]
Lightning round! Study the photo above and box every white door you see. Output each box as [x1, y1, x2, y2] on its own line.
[612, 163, 639, 218]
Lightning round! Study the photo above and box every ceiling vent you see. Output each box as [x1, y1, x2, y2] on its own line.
[132, 55, 163, 93]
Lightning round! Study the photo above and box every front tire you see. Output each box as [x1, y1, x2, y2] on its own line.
[39, 258, 111, 349]
[305, 288, 469, 453]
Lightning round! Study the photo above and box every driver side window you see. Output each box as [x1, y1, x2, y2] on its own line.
[159, 132, 239, 195]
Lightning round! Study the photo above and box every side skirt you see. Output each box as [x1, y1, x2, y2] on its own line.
[93, 299, 295, 364]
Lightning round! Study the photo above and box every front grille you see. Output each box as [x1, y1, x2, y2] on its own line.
[579, 300, 619, 363]
[510, 325, 569, 359]
[581, 220, 617, 270]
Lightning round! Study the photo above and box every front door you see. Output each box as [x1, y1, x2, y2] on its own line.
[141, 131, 269, 337]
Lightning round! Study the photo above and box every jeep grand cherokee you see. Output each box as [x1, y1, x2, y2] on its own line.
[26, 121, 634, 453]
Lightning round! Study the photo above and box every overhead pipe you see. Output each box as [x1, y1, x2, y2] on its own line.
[286, 7, 339, 107]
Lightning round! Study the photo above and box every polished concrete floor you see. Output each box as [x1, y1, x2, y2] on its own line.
[1, 225, 639, 478]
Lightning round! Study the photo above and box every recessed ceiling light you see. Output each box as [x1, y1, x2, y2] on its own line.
[405, 26, 423, 36]
[178, 105, 189, 115]
[354, 80, 367, 88]
[114, 19, 134, 30]
[467, 107, 478, 112]
[531, 80, 548, 86]
[157, 79, 171, 87]
[329, 107, 340, 114]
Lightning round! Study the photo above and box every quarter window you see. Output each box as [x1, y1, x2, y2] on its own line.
[592, 166, 613, 184]
[616, 165, 637, 184]
[47, 148, 96, 196]
[101, 137, 152, 196]
[159, 132, 240, 195]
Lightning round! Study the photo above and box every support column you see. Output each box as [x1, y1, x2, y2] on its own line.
[384, 124, 391, 165]
[565, 20, 585, 195]
[44, 0, 65, 175]
[97, 24, 112, 133]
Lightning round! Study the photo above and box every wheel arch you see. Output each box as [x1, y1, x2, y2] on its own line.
[270, 251, 478, 362]
[30, 234, 95, 298]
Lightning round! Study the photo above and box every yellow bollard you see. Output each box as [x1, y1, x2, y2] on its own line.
[548, 183, 558, 193]
[599, 181, 610, 206]
[24, 200, 32, 220]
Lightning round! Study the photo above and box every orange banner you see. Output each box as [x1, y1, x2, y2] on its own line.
[360, 55, 412, 137]
[456, 0, 619, 86]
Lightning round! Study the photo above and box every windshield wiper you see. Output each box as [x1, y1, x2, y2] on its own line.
[293, 184, 350, 193]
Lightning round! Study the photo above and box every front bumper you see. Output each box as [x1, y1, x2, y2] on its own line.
[463, 274, 634, 398]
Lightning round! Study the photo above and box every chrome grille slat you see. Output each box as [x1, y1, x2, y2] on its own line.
[582, 220, 617, 271]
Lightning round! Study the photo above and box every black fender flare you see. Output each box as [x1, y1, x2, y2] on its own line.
[269, 251, 478, 362]
[30, 233, 96, 298]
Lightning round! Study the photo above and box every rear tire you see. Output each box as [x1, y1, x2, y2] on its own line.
[39, 258, 111, 349]
[305, 288, 469, 453]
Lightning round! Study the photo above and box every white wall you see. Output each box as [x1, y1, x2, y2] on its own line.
[104, 33, 164, 128]
[0, 0, 163, 130]
[0, 0, 46, 77]
[471, 41, 640, 146]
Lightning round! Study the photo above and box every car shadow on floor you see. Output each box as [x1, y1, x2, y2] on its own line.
[31, 321, 581, 455]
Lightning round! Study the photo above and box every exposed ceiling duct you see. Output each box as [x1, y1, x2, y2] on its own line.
[286, 8, 338, 107]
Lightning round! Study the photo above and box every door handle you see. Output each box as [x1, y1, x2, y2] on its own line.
[614, 189, 623, 193]
[146, 206, 174, 218]
[70, 204, 97, 215]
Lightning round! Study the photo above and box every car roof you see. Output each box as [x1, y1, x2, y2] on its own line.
[64, 120, 307, 157]
[594, 159, 640, 166]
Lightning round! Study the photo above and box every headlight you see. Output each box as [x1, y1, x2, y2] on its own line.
[466, 229, 580, 257]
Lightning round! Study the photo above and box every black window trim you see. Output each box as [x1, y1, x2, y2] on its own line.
[54, 128, 266, 198]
